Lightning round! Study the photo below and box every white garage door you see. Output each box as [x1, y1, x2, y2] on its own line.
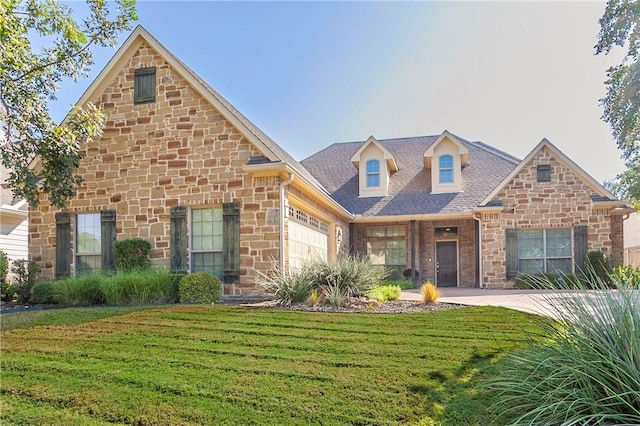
[288, 208, 328, 270]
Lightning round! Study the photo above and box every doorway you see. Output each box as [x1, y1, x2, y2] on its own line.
[436, 241, 458, 287]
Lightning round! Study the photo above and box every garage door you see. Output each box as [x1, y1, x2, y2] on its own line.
[288, 208, 328, 270]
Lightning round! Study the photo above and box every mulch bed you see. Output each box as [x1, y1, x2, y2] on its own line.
[242, 299, 464, 314]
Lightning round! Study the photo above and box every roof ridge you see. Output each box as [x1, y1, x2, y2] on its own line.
[471, 141, 521, 164]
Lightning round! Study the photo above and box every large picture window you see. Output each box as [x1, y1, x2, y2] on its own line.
[76, 213, 101, 273]
[518, 229, 572, 274]
[191, 207, 223, 277]
[365, 226, 406, 279]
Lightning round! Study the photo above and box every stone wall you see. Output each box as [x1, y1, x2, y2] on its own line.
[30, 41, 284, 296]
[481, 146, 623, 288]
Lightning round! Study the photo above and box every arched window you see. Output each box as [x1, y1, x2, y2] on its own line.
[366, 159, 380, 187]
[439, 155, 454, 183]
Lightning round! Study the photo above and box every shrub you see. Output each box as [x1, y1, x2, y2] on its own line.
[585, 250, 611, 286]
[0, 250, 15, 302]
[257, 262, 313, 306]
[307, 288, 321, 306]
[402, 268, 419, 281]
[367, 285, 401, 303]
[610, 265, 640, 288]
[167, 273, 185, 303]
[485, 273, 640, 424]
[179, 272, 222, 304]
[54, 275, 106, 305]
[384, 279, 414, 290]
[102, 270, 176, 305]
[30, 282, 57, 304]
[420, 282, 440, 304]
[11, 259, 40, 304]
[322, 283, 348, 308]
[310, 256, 387, 297]
[114, 238, 151, 272]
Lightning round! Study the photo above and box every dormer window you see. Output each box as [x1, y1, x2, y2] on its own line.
[439, 155, 454, 183]
[366, 160, 380, 187]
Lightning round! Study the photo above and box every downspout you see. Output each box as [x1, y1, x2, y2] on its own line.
[473, 213, 484, 289]
[279, 172, 295, 271]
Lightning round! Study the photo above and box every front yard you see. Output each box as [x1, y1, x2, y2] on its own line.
[0, 305, 542, 425]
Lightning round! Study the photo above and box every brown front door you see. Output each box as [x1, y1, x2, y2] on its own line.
[436, 241, 457, 287]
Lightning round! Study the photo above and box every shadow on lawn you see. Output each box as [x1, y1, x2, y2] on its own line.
[408, 348, 503, 425]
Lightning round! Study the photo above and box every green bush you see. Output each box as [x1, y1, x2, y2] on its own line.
[384, 279, 414, 290]
[168, 273, 185, 303]
[486, 273, 640, 424]
[514, 272, 585, 289]
[257, 263, 313, 306]
[54, 275, 106, 305]
[101, 270, 176, 305]
[402, 268, 419, 281]
[610, 265, 640, 288]
[179, 272, 222, 304]
[367, 285, 401, 302]
[11, 259, 40, 303]
[310, 255, 387, 297]
[0, 250, 15, 302]
[114, 238, 151, 272]
[30, 282, 57, 304]
[585, 250, 611, 286]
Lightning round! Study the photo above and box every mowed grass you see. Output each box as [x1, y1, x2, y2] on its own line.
[0, 305, 542, 425]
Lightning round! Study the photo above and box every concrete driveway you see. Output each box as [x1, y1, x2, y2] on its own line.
[400, 287, 568, 317]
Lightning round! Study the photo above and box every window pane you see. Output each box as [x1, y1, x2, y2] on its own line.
[546, 229, 571, 257]
[439, 169, 453, 184]
[77, 213, 101, 254]
[367, 241, 386, 265]
[367, 173, 380, 187]
[366, 160, 379, 173]
[518, 230, 544, 258]
[439, 155, 453, 169]
[192, 252, 223, 277]
[519, 259, 544, 274]
[77, 255, 101, 274]
[547, 259, 572, 274]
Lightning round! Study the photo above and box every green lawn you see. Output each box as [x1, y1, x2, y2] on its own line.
[0, 305, 542, 425]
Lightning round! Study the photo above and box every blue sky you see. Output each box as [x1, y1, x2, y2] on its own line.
[53, 1, 625, 184]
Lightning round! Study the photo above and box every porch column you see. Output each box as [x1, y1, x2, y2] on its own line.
[410, 220, 416, 285]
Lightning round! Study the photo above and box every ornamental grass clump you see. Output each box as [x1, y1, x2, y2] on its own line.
[420, 282, 440, 304]
[256, 261, 314, 306]
[486, 272, 640, 425]
[311, 255, 387, 297]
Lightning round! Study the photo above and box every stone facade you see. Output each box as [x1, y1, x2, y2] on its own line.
[480, 146, 625, 288]
[30, 41, 284, 295]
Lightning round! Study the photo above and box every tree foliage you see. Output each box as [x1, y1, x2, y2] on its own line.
[596, 0, 640, 207]
[0, 0, 136, 208]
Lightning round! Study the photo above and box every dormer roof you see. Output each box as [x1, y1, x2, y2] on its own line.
[423, 130, 469, 168]
[350, 136, 399, 172]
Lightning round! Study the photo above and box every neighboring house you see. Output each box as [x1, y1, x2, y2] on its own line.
[624, 212, 640, 266]
[1, 165, 29, 280]
[28, 26, 633, 294]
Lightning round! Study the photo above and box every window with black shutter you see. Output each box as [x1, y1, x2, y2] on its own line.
[537, 164, 551, 182]
[134, 67, 156, 104]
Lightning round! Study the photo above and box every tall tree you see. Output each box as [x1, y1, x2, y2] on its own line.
[596, 0, 640, 208]
[0, 0, 136, 208]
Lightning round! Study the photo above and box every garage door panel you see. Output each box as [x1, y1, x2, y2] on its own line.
[288, 219, 328, 270]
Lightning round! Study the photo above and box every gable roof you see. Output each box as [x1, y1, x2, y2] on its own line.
[350, 136, 399, 172]
[423, 130, 469, 168]
[480, 138, 617, 206]
[33, 25, 339, 211]
[302, 134, 520, 219]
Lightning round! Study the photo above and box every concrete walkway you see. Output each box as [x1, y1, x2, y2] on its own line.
[400, 287, 565, 317]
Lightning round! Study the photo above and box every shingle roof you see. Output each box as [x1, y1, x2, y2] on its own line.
[301, 134, 520, 217]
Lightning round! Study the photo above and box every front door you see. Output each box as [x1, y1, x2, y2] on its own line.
[436, 241, 457, 287]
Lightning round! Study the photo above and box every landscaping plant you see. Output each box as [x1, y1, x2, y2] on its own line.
[54, 274, 106, 305]
[179, 272, 222, 304]
[367, 284, 401, 302]
[307, 288, 321, 306]
[310, 255, 387, 297]
[486, 272, 640, 425]
[10, 259, 40, 304]
[114, 238, 151, 272]
[256, 261, 314, 306]
[0, 250, 15, 302]
[29, 283, 57, 304]
[420, 282, 441, 304]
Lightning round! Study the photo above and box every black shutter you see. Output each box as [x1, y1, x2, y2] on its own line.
[134, 67, 156, 104]
[574, 225, 588, 273]
[170, 206, 188, 273]
[505, 228, 519, 279]
[223, 202, 240, 283]
[55, 213, 71, 278]
[101, 210, 116, 273]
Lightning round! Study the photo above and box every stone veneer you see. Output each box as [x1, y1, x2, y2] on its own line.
[481, 146, 624, 288]
[29, 41, 286, 296]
